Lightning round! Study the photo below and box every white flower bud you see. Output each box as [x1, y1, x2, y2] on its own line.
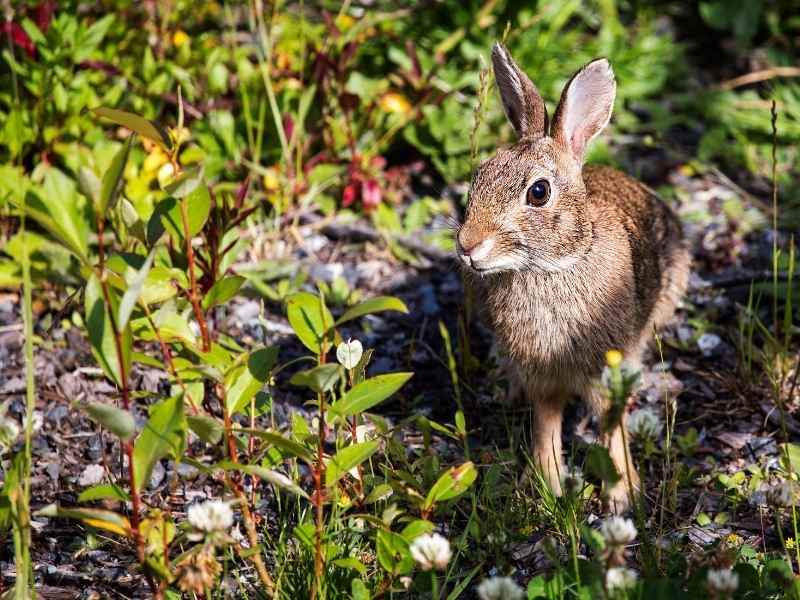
[187, 500, 234, 533]
[599, 517, 637, 546]
[477, 576, 525, 600]
[409, 533, 451, 571]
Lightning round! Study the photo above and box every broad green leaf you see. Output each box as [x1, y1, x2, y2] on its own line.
[85, 274, 131, 386]
[335, 296, 409, 326]
[141, 303, 196, 346]
[78, 483, 130, 503]
[162, 165, 203, 198]
[77, 167, 101, 208]
[237, 429, 314, 463]
[117, 250, 155, 331]
[84, 402, 136, 441]
[365, 483, 394, 504]
[219, 462, 308, 499]
[780, 443, 800, 473]
[286, 292, 334, 354]
[140, 266, 183, 305]
[150, 185, 211, 243]
[400, 519, 434, 542]
[330, 372, 413, 418]
[91, 107, 168, 150]
[187, 415, 224, 445]
[289, 364, 341, 394]
[376, 529, 413, 576]
[423, 462, 477, 509]
[225, 347, 278, 414]
[133, 395, 186, 493]
[336, 558, 367, 577]
[36, 504, 131, 537]
[99, 135, 133, 215]
[202, 275, 246, 310]
[325, 440, 379, 488]
[585, 444, 621, 485]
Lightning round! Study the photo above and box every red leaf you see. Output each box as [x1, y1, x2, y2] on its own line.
[342, 182, 358, 208]
[2, 22, 36, 57]
[362, 179, 382, 210]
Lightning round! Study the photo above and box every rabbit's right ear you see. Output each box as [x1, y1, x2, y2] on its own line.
[491, 43, 548, 139]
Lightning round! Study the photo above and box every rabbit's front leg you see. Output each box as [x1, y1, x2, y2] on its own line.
[588, 388, 640, 513]
[530, 392, 568, 496]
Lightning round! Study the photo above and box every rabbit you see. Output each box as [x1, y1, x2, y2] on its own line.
[457, 43, 690, 512]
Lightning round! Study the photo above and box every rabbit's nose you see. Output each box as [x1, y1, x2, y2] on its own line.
[458, 234, 494, 262]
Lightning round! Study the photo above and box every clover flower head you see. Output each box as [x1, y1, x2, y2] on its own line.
[187, 499, 234, 533]
[599, 516, 637, 546]
[627, 408, 663, 440]
[476, 576, 525, 600]
[606, 567, 638, 591]
[707, 568, 739, 595]
[409, 533, 451, 571]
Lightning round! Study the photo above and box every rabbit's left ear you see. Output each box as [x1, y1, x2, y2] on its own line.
[492, 43, 548, 139]
[552, 59, 616, 162]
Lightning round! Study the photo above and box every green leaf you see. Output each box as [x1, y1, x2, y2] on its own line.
[350, 578, 369, 600]
[77, 167, 101, 208]
[400, 519, 434, 542]
[585, 444, 621, 485]
[90, 107, 168, 150]
[219, 462, 308, 500]
[99, 136, 133, 215]
[36, 504, 131, 537]
[335, 296, 409, 326]
[202, 275, 246, 310]
[149, 185, 212, 244]
[224, 347, 278, 414]
[117, 250, 155, 332]
[423, 462, 477, 509]
[376, 529, 413, 576]
[78, 483, 130, 503]
[85, 274, 131, 386]
[84, 402, 136, 441]
[286, 292, 334, 354]
[325, 440, 379, 488]
[238, 429, 314, 463]
[335, 558, 367, 576]
[162, 165, 204, 198]
[330, 372, 413, 418]
[187, 415, 224, 445]
[289, 364, 341, 394]
[133, 395, 186, 492]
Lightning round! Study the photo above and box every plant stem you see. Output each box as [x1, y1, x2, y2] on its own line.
[94, 215, 152, 591]
[178, 196, 211, 352]
[16, 179, 34, 597]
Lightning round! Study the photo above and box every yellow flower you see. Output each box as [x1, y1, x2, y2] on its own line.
[262, 166, 280, 192]
[143, 147, 168, 174]
[173, 30, 190, 48]
[605, 350, 623, 369]
[786, 538, 796, 550]
[380, 92, 412, 115]
[335, 14, 355, 31]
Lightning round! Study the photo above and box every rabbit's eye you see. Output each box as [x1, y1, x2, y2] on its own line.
[526, 179, 551, 207]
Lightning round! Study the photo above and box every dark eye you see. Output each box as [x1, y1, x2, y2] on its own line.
[526, 179, 551, 207]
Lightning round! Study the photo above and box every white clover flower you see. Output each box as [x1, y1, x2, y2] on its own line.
[767, 481, 795, 508]
[0, 417, 19, 449]
[187, 500, 234, 533]
[336, 339, 363, 370]
[627, 408, 663, 440]
[707, 568, 739, 595]
[409, 533, 451, 571]
[561, 468, 585, 496]
[477, 576, 525, 600]
[599, 517, 637, 546]
[606, 567, 638, 591]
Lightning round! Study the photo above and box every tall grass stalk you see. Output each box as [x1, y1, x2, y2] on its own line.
[15, 188, 34, 597]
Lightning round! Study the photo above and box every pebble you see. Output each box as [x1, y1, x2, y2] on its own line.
[697, 333, 722, 356]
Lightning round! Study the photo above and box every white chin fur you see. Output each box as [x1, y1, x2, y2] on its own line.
[470, 253, 579, 274]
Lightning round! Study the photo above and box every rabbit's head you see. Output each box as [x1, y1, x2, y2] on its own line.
[458, 44, 616, 275]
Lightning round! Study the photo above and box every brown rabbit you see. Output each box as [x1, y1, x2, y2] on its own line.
[457, 44, 690, 512]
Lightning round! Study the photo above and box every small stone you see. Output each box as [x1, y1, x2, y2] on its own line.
[149, 460, 166, 489]
[79, 464, 105, 487]
[697, 333, 721, 356]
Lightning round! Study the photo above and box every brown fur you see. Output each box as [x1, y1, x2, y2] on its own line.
[458, 45, 690, 512]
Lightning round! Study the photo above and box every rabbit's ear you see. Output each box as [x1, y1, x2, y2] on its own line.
[491, 43, 547, 139]
[552, 59, 616, 162]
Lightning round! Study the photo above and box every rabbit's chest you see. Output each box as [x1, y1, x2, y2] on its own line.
[482, 270, 635, 377]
